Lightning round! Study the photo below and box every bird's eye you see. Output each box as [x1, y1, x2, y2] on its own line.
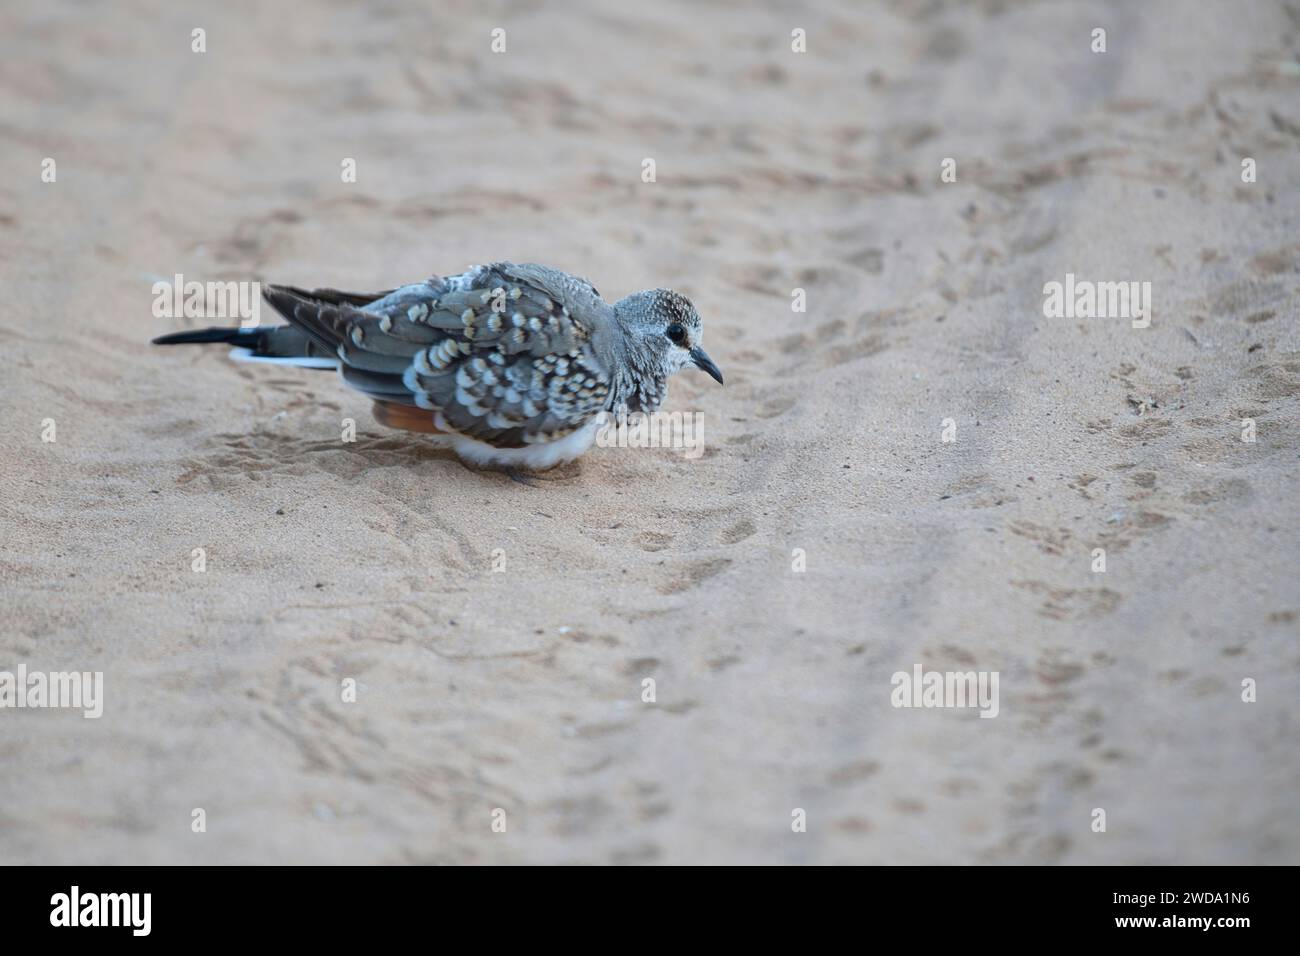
[666, 323, 687, 345]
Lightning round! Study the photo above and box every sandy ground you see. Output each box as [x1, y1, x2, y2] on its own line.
[1, 0, 1298, 865]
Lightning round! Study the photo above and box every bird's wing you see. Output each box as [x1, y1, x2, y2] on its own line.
[262, 264, 612, 448]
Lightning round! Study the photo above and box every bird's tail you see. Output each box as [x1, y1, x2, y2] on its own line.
[152, 282, 401, 369]
[151, 326, 262, 347]
[151, 323, 338, 369]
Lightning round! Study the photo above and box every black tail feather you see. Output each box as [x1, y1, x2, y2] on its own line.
[152, 326, 261, 347]
[152, 322, 336, 366]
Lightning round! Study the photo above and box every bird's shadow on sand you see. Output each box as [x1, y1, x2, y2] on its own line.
[186, 427, 582, 489]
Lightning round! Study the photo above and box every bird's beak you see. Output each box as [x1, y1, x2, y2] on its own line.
[690, 347, 724, 386]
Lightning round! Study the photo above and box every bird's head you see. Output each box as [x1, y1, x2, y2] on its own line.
[613, 289, 724, 386]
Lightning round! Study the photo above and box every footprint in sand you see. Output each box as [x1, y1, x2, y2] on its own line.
[718, 518, 756, 544]
[657, 557, 731, 594]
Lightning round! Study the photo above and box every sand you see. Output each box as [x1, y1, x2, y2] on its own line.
[1, 0, 1297, 864]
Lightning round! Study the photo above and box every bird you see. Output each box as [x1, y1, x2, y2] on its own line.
[152, 262, 723, 470]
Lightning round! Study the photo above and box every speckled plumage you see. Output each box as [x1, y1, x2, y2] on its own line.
[153, 262, 724, 470]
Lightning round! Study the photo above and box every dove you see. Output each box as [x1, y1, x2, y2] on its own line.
[153, 262, 723, 470]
